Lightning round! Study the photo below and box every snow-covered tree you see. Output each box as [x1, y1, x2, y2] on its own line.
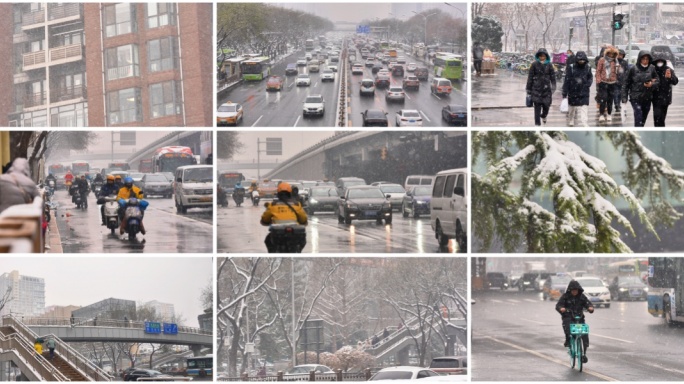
[473, 131, 684, 253]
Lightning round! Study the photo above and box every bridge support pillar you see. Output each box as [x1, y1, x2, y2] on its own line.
[190, 345, 203, 356]
[0, 361, 6, 381]
[396, 346, 410, 365]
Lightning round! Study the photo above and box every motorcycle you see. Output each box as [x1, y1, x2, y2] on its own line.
[46, 180, 56, 199]
[92, 180, 103, 195]
[268, 223, 306, 253]
[252, 190, 260, 206]
[65, 179, 73, 191]
[217, 186, 228, 207]
[71, 185, 87, 210]
[99, 196, 120, 235]
[233, 188, 245, 207]
[119, 198, 147, 241]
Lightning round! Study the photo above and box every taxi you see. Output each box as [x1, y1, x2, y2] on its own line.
[266, 76, 284, 91]
[217, 102, 243, 126]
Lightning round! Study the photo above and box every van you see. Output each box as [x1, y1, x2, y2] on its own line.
[430, 78, 452, 95]
[404, 175, 435, 191]
[429, 356, 467, 375]
[335, 177, 367, 197]
[430, 168, 467, 250]
[174, 165, 213, 213]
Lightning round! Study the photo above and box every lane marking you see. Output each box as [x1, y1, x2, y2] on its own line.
[591, 333, 634, 344]
[639, 361, 684, 377]
[251, 115, 263, 127]
[431, 93, 442, 100]
[404, 92, 411, 100]
[313, 81, 318, 87]
[525, 299, 539, 303]
[293, 115, 301, 127]
[149, 207, 213, 227]
[507, 299, 521, 303]
[479, 335, 618, 381]
[521, 318, 546, 325]
[419, 110, 431, 122]
[489, 299, 503, 303]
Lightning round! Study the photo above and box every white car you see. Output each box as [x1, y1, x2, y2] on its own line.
[297, 58, 307, 66]
[370, 366, 441, 381]
[378, 183, 406, 211]
[305, 53, 312, 60]
[385, 86, 405, 103]
[302, 94, 325, 117]
[216, 102, 243, 126]
[285, 365, 334, 380]
[351, 64, 364, 75]
[320, 69, 335, 82]
[575, 277, 611, 308]
[396, 109, 423, 127]
[328, 64, 338, 72]
[407, 63, 417, 72]
[296, 74, 311, 86]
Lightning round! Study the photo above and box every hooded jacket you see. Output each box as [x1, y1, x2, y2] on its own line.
[555, 280, 593, 319]
[0, 158, 40, 214]
[652, 53, 679, 106]
[617, 49, 628, 82]
[526, 48, 557, 105]
[622, 50, 659, 103]
[595, 46, 619, 84]
[472, 43, 484, 61]
[562, 51, 593, 106]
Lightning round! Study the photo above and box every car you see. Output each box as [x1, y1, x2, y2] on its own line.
[385, 86, 405, 103]
[216, 102, 243, 126]
[576, 276, 612, 308]
[328, 64, 338, 72]
[161, 172, 174, 183]
[304, 186, 339, 214]
[285, 63, 298, 76]
[351, 63, 364, 75]
[348, 54, 357, 63]
[365, 58, 375, 67]
[128, 172, 144, 188]
[391, 65, 404, 77]
[296, 73, 311, 86]
[361, 109, 389, 127]
[173, 165, 213, 213]
[388, 60, 398, 69]
[257, 180, 278, 199]
[140, 173, 173, 198]
[371, 63, 384, 74]
[402, 75, 420, 90]
[486, 272, 510, 290]
[120, 367, 137, 379]
[396, 57, 407, 65]
[429, 356, 467, 376]
[370, 366, 441, 381]
[414, 67, 429, 81]
[337, 185, 393, 225]
[360, 79, 376, 96]
[535, 272, 554, 291]
[381, 56, 391, 64]
[285, 364, 334, 379]
[124, 369, 173, 381]
[320, 69, 334, 82]
[297, 58, 307, 66]
[302, 95, 325, 117]
[430, 168, 467, 250]
[266, 75, 284, 91]
[431, 77, 452, 95]
[330, 55, 339, 63]
[395, 109, 422, 127]
[377, 183, 405, 211]
[305, 53, 312, 61]
[335, 177, 367, 196]
[608, 276, 648, 301]
[671, 46, 684, 66]
[442, 104, 467, 126]
[404, 175, 435, 191]
[307, 61, 320, 72]
[542, 274, 572, 300]
[375, 73, 390, 88]
[401, 185, 431, 218]
[407, 62, 417, 72]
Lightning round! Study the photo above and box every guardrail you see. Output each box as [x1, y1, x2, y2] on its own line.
[335, 44, 349, 127]
[3, 315, 113, 381]
[22, 317, 212, 336]
[22, 9, 45, 26]
[219, 369, 372, 382]
[22, 51, 47, 69]
[48, 3, 80, 21]
[0, 197, 44, 253]
[50, 44, 83, 62]
[0, 326, 68, 381]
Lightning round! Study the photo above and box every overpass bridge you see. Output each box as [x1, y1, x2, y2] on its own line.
[125, 131, 211, 170]
[264, 131, 466, 182]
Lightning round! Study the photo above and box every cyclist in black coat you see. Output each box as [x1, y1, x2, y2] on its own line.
[556, 280, 594, 361]
[526, 48, 557, 126]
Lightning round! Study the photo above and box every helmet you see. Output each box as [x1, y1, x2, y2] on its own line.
[115, 175, 122, 180]
[124, 177, 134, 184]
[277, 182, 292, 194]
[106, 175, 115, 181]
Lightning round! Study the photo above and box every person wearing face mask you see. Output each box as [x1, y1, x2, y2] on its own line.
[622, 51, 659, 127]
[526, 48, 556, 126]
[651, 53, 678, 127]
[614, 49, 629, 113]
[562, 51, 593, 127]
[595, 46, 620, 123]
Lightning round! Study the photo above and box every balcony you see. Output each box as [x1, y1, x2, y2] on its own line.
[24, 92, 46, 109]
[47, 3, 81, 24]
[22, 51, 46, 71]
[50, 84, 86, 104]
[21, 9, 46, 30]
[49, 44, 83, 66]
[107, 64, 140, 82]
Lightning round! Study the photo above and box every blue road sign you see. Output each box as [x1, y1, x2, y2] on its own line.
[145, 322, 162, 334]
[163, 323, 178, 335]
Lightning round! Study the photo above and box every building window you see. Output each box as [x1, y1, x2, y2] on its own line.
[107, 88, 142, 125]
[147, 3, 176, 29]
[149, 81, 182, 118]
[103, 3, 136, 38]
[51, 102, 88, 127]
[148, 36, 179, 72]
[105, 44, 139, 81]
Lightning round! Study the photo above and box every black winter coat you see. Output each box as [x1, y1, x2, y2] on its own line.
[562, 53, 592, 106]
[526, 49, 557, 106]
[653, 65, 679, 106]
[555, 280, 593, 320]
[622, 50, 659, 103]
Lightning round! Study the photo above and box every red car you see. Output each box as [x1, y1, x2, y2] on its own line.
[266, 76, 284, 91]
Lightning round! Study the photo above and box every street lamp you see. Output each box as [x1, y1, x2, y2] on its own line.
[412, 11, 439, 47]
[444, 2, 465, 19]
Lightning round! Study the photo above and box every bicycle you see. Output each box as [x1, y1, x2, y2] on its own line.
[567, 309, 589, 372]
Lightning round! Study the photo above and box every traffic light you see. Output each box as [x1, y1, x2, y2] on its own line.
[613, 14, 625, 30]
[569, 27, 574, 39]
[381, 147, 387, 160]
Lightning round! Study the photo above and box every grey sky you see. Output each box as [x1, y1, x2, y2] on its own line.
[1, 258, 212, 327]
[223, 131, 337, 164]
[82, 131, 177, 154]
[278, 3, 466, 23]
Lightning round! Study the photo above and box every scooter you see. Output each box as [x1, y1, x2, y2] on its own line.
[71, 185, 87, 210]
[233, 188, 245, 207]
[46, 180, 56, 198]
[119, 198, 147, 241]
[268, 223, 306, 253]
[99, 196, 120, 235]
[92, 180, 103, 195]
[252, 190, 261, 206]
[65, 179, 73, 191]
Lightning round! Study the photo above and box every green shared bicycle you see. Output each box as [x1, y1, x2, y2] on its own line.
[568, 311, 589, 372]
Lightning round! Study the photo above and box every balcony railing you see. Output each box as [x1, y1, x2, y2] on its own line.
[22, 51, 46, 69]
[24, 91, 46, 108]
[48, 3, 80, 21]
[49, 43, 82, 62]
[50, 84, 86, 103]
[107, 64, 139, 81]
[22, 9, 45, 27]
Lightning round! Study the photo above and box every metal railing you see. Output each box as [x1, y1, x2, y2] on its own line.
[48, 3, 81, 21]
[219, 369, 372, 382]
[22, 9, 45, 26]
[49, 44, 83, 62]
[51, 84, 86, 103]
[23, 91, 46, 108]
[0, 326, 68, 381]
[23, 51, 46, 68]
[22, 317, 212, 336]
[106, 64, 139, 81]
[3, 315, 113, 381]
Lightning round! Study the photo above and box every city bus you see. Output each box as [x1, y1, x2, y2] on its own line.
[71, 160, 90, 175]
[380, 40, 389, 50]
[433, 55, 463, 81]
[185, 355, 212, 377]
[606, 259, 645, 277]
[48, 163, 65, 175]
[108, 162, 130, 171]
[240, 57, 271, 81]
[647, 257, 684, 324]
[139, 159, 153, 173]
[388, 49, 398, 58]
[218, 171, 245, 195]
[152, 146, 197, 173]
[305, 39, 314, 51]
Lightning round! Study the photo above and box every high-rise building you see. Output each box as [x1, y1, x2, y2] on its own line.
[0, 2, 212, 127]
[144, 300, 175, 322]
[72, 297, 136, 320]
[0, 270, 45, 317]
[43, 304, 81, 318]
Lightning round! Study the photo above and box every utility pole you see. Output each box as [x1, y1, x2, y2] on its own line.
[611, 4, 616, 46]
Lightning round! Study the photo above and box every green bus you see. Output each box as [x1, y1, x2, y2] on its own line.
[240, 57, 271, 81]
[433, 54, 463, 81]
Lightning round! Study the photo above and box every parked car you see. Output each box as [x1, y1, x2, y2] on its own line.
[430, 168, 467, 250]
[361, 109, 389, 127]
[337, 185, 392, 225]
[285, 365, 334, 379]
[124, 369, 173, 381]
[442, 105, 467, 126]
[608, 276, 648, 301]
[140, 173, 172, 198]
[429, 356, 467, 375]
[401, 185, 432, 218]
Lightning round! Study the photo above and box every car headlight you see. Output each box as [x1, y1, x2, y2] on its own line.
[309, 198, 318, 204]
[346, 203, 357, 209]
[183, 188, 194, 195]
[643, 287, 648, 292]
[416, 201, 426, 204]
[619, 288, 628, 292]
[523, 281, 530, 285]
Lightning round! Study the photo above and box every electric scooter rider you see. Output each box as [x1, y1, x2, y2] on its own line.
[260, 182, 308, 252]
[556, 280, 594, 363]
[73, 174, 89, 204]
[45, 173, 57, 186]
[117, 177, 145, 235]
[99, 175, 120, 225]
[233, 181, 246, 205]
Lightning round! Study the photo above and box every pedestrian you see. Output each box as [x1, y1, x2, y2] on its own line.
[46, 337, 56, 360]
[372, 334, 380, 347]
[0, 158, 40, 215]
[124, 316, 128, 328]
[526, 48, 557, 126]
[565, 50, 575, 67]
[614, 49, 629, 114]
[382, 327, 389, 340]
[595, 46, 620, 123]
[472, 42, 484, 77]
[622, 50, 659, 127]
[94, 316, 97, 326]
[562, 52, 593, 127]
[205, 153, 213, 165]
[34, 338, 43, 357]
[651, 53, 679, 127]
[70, 314, 75, 327]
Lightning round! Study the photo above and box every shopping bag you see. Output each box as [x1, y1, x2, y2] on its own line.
[560, 98, 569, 113]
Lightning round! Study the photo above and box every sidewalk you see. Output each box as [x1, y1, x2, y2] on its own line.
[46, 206, 63, 253]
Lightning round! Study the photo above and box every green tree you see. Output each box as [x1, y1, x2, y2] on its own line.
[471, 16, 504, 52]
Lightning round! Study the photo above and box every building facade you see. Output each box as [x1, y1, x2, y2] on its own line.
[71, 297, 136, 320]
[1, 2, 212, 127]
[0, 270, 45, 317]
[43, 304, 81, 318]
[144, 300, 175, 322]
